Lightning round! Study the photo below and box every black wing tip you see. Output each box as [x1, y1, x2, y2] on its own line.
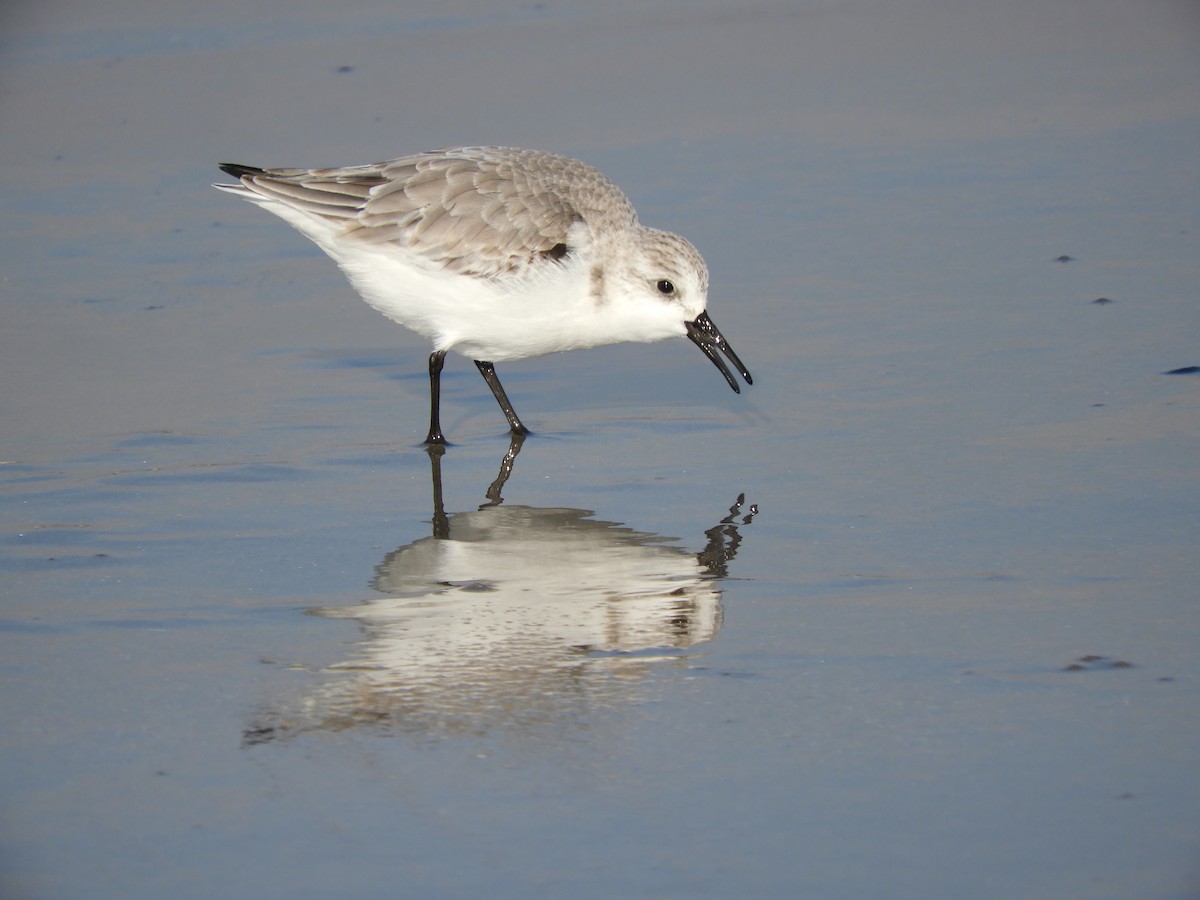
[218, 163, 264, 179]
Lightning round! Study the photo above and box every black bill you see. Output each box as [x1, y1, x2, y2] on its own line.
[685, 311, 753, 393]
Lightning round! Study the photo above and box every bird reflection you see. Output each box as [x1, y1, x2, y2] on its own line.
[244, 436, 755, 744]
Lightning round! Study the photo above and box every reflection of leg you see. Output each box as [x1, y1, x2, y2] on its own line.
[425, 442, 450, 539]
[483, 431, 526, 507]
[425, 350, 447, 445]
[697, 494, 758, 577]
[474, 360, 529, 435]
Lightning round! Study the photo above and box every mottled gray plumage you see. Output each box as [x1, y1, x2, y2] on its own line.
[222, 147, 637, 278]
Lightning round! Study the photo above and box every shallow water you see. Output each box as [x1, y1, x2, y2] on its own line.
[3, 1, 1199, 897]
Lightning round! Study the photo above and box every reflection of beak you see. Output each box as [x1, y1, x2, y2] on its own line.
[686, 311, 753, 393]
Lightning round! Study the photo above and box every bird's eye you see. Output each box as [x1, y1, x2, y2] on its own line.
[656, 280, 675, 295]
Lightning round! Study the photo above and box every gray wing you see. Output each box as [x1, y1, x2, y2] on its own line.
[221, 147, 638, 277]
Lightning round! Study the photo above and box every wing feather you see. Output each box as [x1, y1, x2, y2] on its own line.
[226, 147, 638, 277]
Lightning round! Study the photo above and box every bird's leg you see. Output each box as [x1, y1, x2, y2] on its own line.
[474, 361, 529, 435]
[425, 350, 447, 445]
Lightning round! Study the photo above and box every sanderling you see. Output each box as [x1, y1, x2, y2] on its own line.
[215, 146, 751, 443]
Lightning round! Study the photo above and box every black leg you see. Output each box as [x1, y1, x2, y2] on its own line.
[474, 360, 528, 435]
[425, 350, 447, 445]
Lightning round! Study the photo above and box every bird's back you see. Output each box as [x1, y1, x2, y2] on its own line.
[217, 147, 639, 279]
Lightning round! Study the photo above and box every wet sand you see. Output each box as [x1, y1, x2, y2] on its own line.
[2, 1, 1199, 896]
